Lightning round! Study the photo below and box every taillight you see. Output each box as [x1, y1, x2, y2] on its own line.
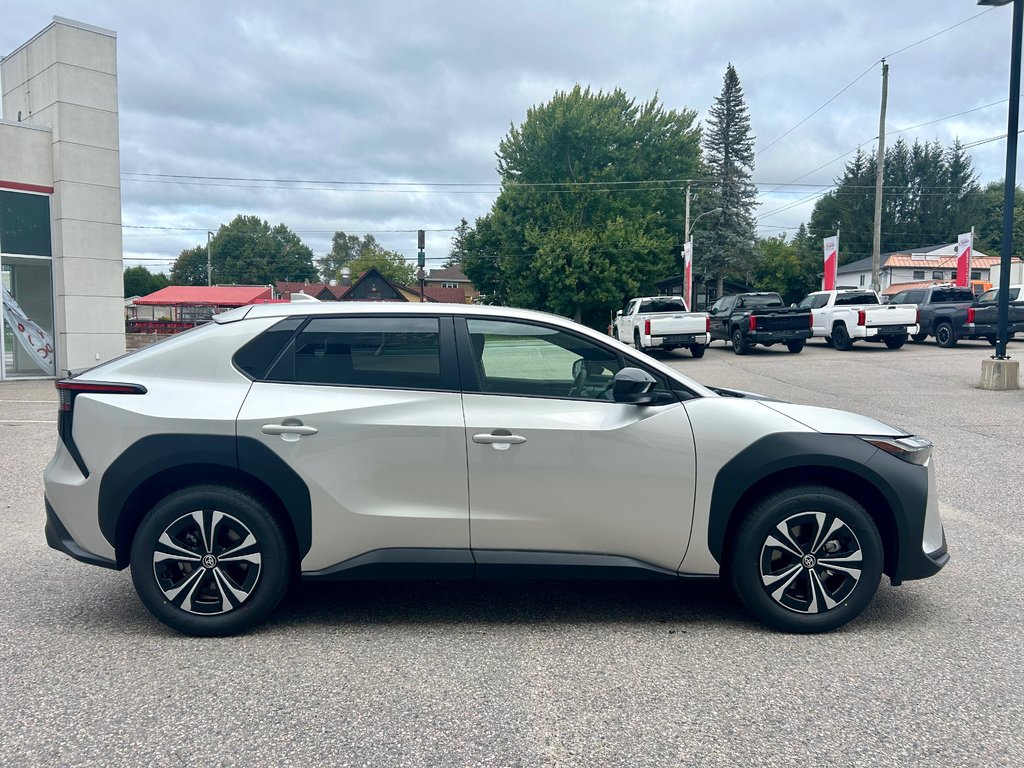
[644, 319, 651, 336]
[706, 316, 711, 333]
[967, 307, 975, 323]
[749, 315, 757, 331]
[55, 379, 146, 477]
[857, 310, 866, 326]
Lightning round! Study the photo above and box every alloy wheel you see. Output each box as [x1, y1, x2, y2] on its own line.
[759, 511, 862, 614]
[153, 509, 262, 615]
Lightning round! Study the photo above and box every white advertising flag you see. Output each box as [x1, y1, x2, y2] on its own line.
[1, 286, 55, 376]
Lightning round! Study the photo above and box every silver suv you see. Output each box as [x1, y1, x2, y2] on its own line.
[44, 302, 948, 636]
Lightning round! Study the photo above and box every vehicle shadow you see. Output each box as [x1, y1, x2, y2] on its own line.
[266, 578, 748, 630]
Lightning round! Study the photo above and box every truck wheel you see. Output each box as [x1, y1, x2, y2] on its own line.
[633, 329, 651, 354]
[689, 344, 706, 359]
[935, 322, 957, 348]
[831, 324, 853, 351]
[731, 329, 750, 355]
[727, 484, 883, 633]
[986, 335, 997, 347]
[884, 335, 907, 349]
[911, 332, 929, 343]
[786, 340, 805, 353]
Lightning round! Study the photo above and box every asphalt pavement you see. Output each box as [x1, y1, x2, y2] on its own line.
[1, 337, 1021, 766]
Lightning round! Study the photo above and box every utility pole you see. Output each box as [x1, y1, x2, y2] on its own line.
[206, 231, 214, 287]
[684, 183, 691, 249]
[871, 59, 889, 293]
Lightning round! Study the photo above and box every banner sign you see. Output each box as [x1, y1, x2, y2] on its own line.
[1, 286, 55, 376]
[683, 242, 693, 310]
[823, 236, 838, 291]
[955, 231, 973, 288]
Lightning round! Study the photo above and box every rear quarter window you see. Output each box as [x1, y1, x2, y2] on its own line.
[232, 317, 304, 379]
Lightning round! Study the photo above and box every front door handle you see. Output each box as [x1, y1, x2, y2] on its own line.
[262, 423, 318, 436]
[473, 430, 527, 449]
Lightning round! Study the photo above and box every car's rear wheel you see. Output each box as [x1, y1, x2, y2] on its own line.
[728, 485, 883, 633]
[884, 335, 907, 349]
[831, 323, 853, 351]
[731, 328, 750, 355]
[690, 344, 706, 358]
[986, 335, 997, 347]
[911, 332, 929, 343]
[786, 340, 805, 353]
[935, 321, 957, 348]
[130, 485, 293, 636]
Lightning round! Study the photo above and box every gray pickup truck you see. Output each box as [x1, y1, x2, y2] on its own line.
[966, 285, 1024, 346]
[888, 284, 1020, 348]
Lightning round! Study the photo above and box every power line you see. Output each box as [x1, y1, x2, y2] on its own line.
[881, 7, 994, 59]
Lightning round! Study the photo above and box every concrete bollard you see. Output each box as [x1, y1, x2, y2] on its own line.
[980, 358, 1020, 390]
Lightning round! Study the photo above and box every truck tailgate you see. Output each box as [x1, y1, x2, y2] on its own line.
[864, 305, 916, 327]
[649, 313, 707, 335]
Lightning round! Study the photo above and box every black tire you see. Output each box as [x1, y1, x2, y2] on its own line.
[130, 485, 293, 637]
[911, 332, 929, 343]
[986, 335, 997, 347]
[935, 321, 957, 348]
[823, 336, 834, 348]
[689, 344, 706, 358]
[727, 485, 883, 633]
[883, 335, 907, 350]
[633, 329, 650, 354]
[731, 328, 750, 355]
[831, 323, 853, 351]
[786, 340, 805, 354]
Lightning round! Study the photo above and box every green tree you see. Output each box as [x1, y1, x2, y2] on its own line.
[317, 232, 413, 283]
[347, 248, 416, 286]
[444, 218, 470, 269]
[462, 85, 701, 327]
[170, 216, 318, 286]
[699, 64, 759, 293]
[123, 265, 169, 297]
[969, 180, 1024, 258]
[808, 138, 982, 263]
[169, 245, 209, 286]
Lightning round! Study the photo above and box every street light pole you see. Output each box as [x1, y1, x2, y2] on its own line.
[207, 231, 214, 287]
[684, 207, 722, 308]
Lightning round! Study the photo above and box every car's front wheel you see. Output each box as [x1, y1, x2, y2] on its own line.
[130, 485, 293, 636]
[728, 485, 883, 633]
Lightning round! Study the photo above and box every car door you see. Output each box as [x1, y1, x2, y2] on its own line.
[235, 313, 470, 573]
[801, 293, 828, 335]
[456, 316, 697, 574]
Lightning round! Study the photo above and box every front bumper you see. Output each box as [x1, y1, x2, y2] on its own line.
[45, 497, 118, 570]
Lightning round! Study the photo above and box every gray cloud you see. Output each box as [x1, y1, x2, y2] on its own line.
[2, 0, 1018, 271]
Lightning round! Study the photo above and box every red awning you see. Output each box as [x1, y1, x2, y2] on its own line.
[134, 285, 273, 306]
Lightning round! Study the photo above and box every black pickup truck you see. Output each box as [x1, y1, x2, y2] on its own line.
[965, 285, 1024, 345]
[888, 284, 1001, 348]
[708, 292, 813, 355]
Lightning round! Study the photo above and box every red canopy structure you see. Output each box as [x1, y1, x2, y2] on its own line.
[134, 285, 274, 306]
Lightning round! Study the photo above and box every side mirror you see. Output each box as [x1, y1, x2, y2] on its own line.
[709, 306, 717, 315]
[612, 367, 658, 404]
[615, 310, 623, 318]
[790, 303, 797, 308]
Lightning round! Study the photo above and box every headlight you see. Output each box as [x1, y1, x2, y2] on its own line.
[859, 435, 932, 465]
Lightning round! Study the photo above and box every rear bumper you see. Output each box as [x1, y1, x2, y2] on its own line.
[861, 325, 913, 338]
[961, 322, 1024, 337]
[650, 332, 709, 347]
[44, 497, 119, 570]
[747, 328, 812, 343]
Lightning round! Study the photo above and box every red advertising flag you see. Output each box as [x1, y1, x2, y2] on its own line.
[683, 242, 693, 309]
[822, 236, 838, 291]
[955, 232, 973, 288]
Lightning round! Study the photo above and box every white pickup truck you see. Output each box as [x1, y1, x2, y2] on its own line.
[798, 289, 918, 351]
[613, 296, 710, 358]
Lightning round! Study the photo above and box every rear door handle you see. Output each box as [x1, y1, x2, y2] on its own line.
[262, 424, 318, 436]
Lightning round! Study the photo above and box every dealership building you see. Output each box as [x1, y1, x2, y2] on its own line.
[0, 17, 124, 380]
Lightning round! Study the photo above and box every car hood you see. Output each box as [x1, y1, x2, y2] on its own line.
[758, 401, 907, 437]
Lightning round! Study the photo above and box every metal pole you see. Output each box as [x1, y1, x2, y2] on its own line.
[207, 231, 213, 287]
[871, 60, 888, 294]
[995, 0, 1023, 360]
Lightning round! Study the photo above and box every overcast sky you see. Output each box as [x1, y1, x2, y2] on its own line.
[1, 0, 1020, 273]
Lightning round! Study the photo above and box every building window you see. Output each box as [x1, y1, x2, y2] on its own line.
[932, 271, 944, 280]
[971, 270, 981, 280]
[0, 191, 52, 257]
[913, 270, 925, 280]
[859, 275, 865, 286]
[441, 281, 460, 288]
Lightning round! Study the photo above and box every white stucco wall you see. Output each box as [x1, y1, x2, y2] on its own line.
[1, 17, 125, 374]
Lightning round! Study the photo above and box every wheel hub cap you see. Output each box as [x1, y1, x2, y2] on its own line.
[152, 509, 262, 616]
[759, 511, 863, 614]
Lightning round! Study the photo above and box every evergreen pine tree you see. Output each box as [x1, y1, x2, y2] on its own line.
[699, 64, 758, 293]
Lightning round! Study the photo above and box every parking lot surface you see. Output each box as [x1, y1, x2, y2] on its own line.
[1, 338, 1022, 766]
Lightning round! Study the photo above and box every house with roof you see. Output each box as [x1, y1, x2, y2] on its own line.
[128, 285, 280, 332]
[422, 266, 480, 303]
[836, 243, 1023, 295]
[277, 266, 476, 304]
